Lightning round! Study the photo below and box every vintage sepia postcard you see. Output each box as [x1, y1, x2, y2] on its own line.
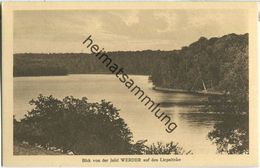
[2, 2, 259, 167]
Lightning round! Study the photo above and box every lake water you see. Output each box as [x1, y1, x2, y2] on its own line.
[14, 74, 226, 154]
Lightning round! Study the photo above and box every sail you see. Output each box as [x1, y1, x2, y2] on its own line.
[202, 80, 207, 92]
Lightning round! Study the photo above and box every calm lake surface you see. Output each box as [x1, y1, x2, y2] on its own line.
[14, 74, 226, 154]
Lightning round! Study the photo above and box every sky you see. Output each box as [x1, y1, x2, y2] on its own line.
[14, 9, 248, 53]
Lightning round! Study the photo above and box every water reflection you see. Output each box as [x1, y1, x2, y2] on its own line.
[158, 96, 249, 155]
[179, 112, 222, 127]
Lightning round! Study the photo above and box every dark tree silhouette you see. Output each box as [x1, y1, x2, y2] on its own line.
[208, 114, 249, 154]
[14, 95, 189, 155]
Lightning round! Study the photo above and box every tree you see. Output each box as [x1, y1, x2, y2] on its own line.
[14, 95, 133, 154]
[208, 114, 248, 154]
[14, 95, 190, 155]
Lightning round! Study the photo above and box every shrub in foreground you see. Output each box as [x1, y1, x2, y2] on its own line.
[14, 95, 190, 155]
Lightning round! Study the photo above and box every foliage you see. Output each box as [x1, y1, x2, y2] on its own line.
[14, 65, 68, 77]
[208, 114, 249, 154]
[134, 141, 192, 155]
[14, 95, 133, 154]
[151, 33, 249, 113]
[14, 95, 189, 155]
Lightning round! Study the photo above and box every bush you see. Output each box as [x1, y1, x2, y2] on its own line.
[131, 140, 192, 155]
[208, 114, 248, 154]
[14, 95, 190, 155]
[14, 95, 133, 154]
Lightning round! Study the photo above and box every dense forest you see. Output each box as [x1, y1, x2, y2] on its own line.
[151, 33, 248, 91]
[151, 33, 248, 112]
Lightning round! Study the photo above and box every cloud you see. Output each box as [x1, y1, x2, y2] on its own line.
[14, 9, 248, 53]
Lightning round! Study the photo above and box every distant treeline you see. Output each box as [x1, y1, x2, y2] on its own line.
[14, 65, 68, 77]
[14, 50, 173, 77]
